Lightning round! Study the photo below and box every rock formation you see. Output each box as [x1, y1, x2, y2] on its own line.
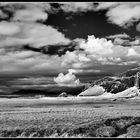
[78, 85, 105, 96]
[134, 72, 140, 88]
[58, 92, 68, 97]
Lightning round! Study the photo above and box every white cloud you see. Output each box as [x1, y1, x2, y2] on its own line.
[13, 8, 48, 22]
[0, 22, 70, 48]
[0, 21, 20, 35]
[95, 3, 140, 28]
[68, 68, 101, 74]
[79, 35, 113, 56]
[106, 3, 140, 27]
[73, 35, 140, 66]
[113, 38, 140, 46]
[24, 23, 70, 47]
[0, 32, 139, 76]
[59, 2, 95, 13]
[61, 50, 92, 70]
[107, 33, 129, 39]
[78, 53, 91, 62]
[127, 48, 139, 56]
[1, 3, 140, 77]
[54, 69, 80, 85]
[10, 2, 50, 22]
[113, 38, 128, 45]
[0, 50, 64, 74]
[95, 2, 119, 10]
[0, 3, 70, 48]
[61, 51, 79, 66]
[130, 40, 140, 46]
[98, 57, 122, 65]
[61, 35, 139, 69]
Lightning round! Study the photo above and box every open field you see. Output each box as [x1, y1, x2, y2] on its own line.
[0, 98, 140, 137]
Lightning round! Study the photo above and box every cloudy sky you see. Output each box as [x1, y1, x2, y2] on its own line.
[0, 2, 140, 92]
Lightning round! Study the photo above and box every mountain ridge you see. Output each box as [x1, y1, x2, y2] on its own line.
[85, 67, 140, 94]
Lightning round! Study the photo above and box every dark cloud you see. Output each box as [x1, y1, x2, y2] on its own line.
[23, 41, 79, 56]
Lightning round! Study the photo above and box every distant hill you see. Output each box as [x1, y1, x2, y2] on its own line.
[118, 67, 140, 77]
[85, 67, 140, 94]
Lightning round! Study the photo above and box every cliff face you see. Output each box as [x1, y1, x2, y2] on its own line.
[85, 67, 140, 94]
[93, 77, 135, 94]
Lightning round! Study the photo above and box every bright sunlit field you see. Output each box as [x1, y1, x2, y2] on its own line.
[0, 98, 140, 137]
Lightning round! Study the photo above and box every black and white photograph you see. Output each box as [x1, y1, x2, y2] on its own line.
[0, 1, 140, 138]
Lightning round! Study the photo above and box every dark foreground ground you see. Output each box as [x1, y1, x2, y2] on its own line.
[0, 98, 140, 137]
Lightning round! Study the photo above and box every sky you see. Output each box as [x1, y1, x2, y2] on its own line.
[0, 2, 140, 93]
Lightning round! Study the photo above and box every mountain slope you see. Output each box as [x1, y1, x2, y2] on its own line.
[84, 67, 140, 94]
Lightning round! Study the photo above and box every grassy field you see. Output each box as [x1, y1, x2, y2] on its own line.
[0, 98, 140, 137]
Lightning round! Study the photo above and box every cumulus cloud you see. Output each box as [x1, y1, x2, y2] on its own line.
[97, 57, 122, 65]
[0, 2, 140, 77]
[127, 48, 139, 56]
[95, 3, 140, 28]
[59, 2, 95, 13]
[106, 33, 132, 46]
[95, 2, 119, 10]
[0, 3, 70, 48]
[113, 38, 140, 46]
[106, 3, 140, 27]
[60, 35, 140, 69]
[106, 33, 129, 39]
[79, 35, 114, 56]
[61, 51, 90, 67]
[1, 23, 70, 48]
[13, 8, 48, 22]
[0, 2, 51, 19]
[54, 69, 80, 85]
[72, 35, 140, 67]
[11, 2, 51, 22]
[0, 21, 20, 35]
[113, 38, 128, 46]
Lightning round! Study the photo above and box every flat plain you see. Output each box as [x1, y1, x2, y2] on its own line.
[0, 97, 140, 137]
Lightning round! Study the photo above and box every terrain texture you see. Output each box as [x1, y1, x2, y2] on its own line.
[0, 98, 140, 137]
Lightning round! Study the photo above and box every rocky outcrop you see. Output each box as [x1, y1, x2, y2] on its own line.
[104, 116, 140, 138]
[66, 116, 140, 138]
[125, 124, 140, 137]
[78, 85, 105, 96]
[58, 92, 68, 97]
[95, 126, 117, 137]
[110, 82, 127, 93]
[84, 73, 136, 94]
[113, 86, 140, 99]
[82, 67, 140, 95]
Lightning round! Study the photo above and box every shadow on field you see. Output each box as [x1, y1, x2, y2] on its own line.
[1, 116, 140, 137]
